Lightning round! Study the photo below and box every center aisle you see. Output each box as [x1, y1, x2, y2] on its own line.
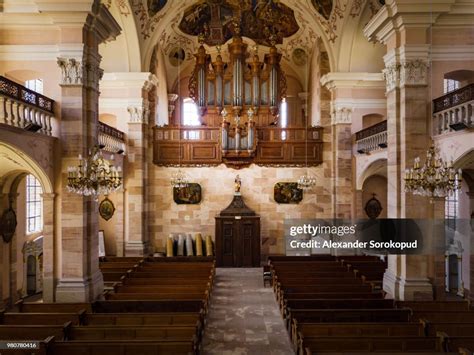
[202, 268, 294, 355]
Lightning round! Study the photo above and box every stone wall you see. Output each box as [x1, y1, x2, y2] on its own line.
[149, 164, 333, 257]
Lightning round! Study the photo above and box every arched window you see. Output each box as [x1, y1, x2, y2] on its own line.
[26, 174, 43, 234]
[182, 98, 200, 126]
[25, 79, 43, 94]
[445, 180, 459, 231]
[444, 79, 460, 94]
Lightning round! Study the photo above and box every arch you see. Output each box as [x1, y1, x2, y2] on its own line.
[362, 113, 385, 129]
[444, 70, 474, 83]
[452, 149, 474, 171]
[357, 157, 387, 190]
[0, 142, 53, 194]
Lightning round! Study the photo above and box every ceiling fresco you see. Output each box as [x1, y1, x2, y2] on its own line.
[178, 0, 299, 46]
[311, 0, 333, 20]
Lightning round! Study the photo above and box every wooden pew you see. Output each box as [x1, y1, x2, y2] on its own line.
[51, 339, 199, 355]
[92, 300, 204, 313]
[268, 255, 335, 262]
[114, 285, 209, 293]
[66, 325, 198, 341]
[0, 311, 84, 325]
[293, 321, 423, 345]
[0, 324, 69, 340]
[104, 292, 208, 301]
[398, 301, 469, 312]
[122, 277, 212, 286]
[411, 311, 474, 323]
[288, 308, 412, 325]
[15, 300, 92, 313]
[285, 299, 394, 311]
[83, 312, 202, 326]
[300, 335, 441, 354]
[422, 321, 474, 337]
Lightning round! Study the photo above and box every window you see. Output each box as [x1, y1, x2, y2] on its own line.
[182, 98, 200, 126]
[280, 98, 288, 128]
[444, 79, 459, 94]
[26, 174, 43, 234]
[25, 79, 43, 94]
[445, 181, 459, 231]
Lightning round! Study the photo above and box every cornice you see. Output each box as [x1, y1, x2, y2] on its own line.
[0, 44, 84, 61]
[100, 72, 158, 91]
[320, 72, 385, 90]
[364, 0, 455, 44]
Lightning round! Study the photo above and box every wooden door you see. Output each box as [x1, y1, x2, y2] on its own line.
[221, 220, 235, 267]
[240, 219, 255, 267]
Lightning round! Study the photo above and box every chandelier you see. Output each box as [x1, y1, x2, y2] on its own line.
[67, 146, 122, 196]
[404, 145, 462, 198]
[170, 169, 189, 188]
[297, 174, 316, 190]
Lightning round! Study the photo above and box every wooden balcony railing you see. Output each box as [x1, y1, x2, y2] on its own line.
[432, 84, 473, 135]
[0, 76, 55, 136]
[355, 120, 387, 154]
[98, 122, 126, 154]
[153, 125, 323, 167]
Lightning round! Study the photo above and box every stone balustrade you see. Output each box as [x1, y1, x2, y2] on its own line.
[0, 76, 54, 136]
[355, 120, 387, 154]
[98, 121, 126, 154]
[433, 84, 473, 135]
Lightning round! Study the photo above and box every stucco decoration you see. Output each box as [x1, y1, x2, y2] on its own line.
[178, 0, 299, 46]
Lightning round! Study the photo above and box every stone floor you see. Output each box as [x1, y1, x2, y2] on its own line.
[202, 268, 295, 355]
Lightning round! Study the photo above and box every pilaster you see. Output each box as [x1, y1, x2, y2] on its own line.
[41, 193, 55, 302]
[55, 1, 120, 302]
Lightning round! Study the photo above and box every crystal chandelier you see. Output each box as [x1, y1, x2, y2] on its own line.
[297, 174, 316, 190]
[67, 146, 122, 196]
[170, 169, 189, 188]
[404, 145, 462, 198]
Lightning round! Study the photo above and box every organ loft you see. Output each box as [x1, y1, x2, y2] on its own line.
[0, 0, 473, 354]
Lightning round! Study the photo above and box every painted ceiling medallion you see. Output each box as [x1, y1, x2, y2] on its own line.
[178, 0, 299, 46]
[311, 0, 334, 20]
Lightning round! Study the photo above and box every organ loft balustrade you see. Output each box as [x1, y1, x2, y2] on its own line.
[98, 121, 126, 155]
[0, 75, 55, 136]
[355, 120, 388, 154]
[433, 83, 474, 135]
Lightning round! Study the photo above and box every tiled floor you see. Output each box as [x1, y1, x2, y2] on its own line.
[202, 268, 295, 355]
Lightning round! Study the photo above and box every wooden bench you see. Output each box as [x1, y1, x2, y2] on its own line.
[293, 321, 423, 345]
[0, 311, 85, 325]
[288, 308, 412, 326]
[422, 321, 474, 337]
[411, 311, 474, 323]
[398, 301, 469, 312]
[0, 324, 69, 340]
[92, 300, 204, 313]
[285, 298, 394, 311]
[84, 312, 203, 326]
[15, 300, 92, 313]
[104, 292, 208, 301]
[66, 325, 198, 341]
[51, 339, 199, 355]
[300, 335, 441, 355]
[438, 332, 474, 353]
[113, 285, 209, 293]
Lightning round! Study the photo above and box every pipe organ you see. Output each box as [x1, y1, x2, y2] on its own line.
[154, 25, 323, 168]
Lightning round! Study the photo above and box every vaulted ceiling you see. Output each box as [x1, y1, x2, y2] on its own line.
[100, 0, 386, 89]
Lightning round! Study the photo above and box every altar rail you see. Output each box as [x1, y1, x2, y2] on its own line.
[98, 122, 126, 154]
[432, 84, 473, 135]
[355, 120, 387, 154]
[153, 126, 323, 167]
[0, 76, 55, 136]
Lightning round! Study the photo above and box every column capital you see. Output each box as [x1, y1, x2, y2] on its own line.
[127, 104, 150, 125]
[331, 107, 353, 125]
[57, 58, 83, 86]
[40, 193, 56, 200]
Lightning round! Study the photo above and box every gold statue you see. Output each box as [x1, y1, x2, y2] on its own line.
[234, 174, 241, 194]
